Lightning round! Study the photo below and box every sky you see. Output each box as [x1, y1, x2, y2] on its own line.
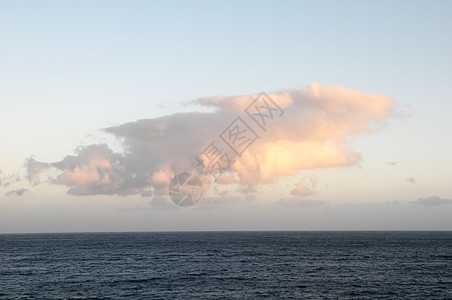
[1, 0, 452, 233]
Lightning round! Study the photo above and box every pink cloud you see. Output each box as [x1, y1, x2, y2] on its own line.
[58, 158, 112, 186]
[26, 83, 396, 197]
[291, 182, 312, 196]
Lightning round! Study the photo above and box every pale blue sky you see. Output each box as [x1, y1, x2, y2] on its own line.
[1, 1, 451, 232]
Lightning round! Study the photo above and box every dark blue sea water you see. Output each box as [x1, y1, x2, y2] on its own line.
[1, 231, 451, 299]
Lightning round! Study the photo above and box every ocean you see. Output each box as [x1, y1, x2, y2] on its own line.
[1, 231, 451, 299]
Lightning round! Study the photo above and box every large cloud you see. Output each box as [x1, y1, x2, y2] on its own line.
[26, 83, 395, 196]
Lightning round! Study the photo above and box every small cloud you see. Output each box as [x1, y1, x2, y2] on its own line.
[290, 175, 317, 196]
[0, 172, 21, 187]
[290, 182, 312, 196]
[278, 197, 325, 207]
[406, 177, 415, 183]
[5, 188, 30, 197]
[24, 157, 51, 185]
[412, 196, 452, 206]
[387, 161, 399, 167]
